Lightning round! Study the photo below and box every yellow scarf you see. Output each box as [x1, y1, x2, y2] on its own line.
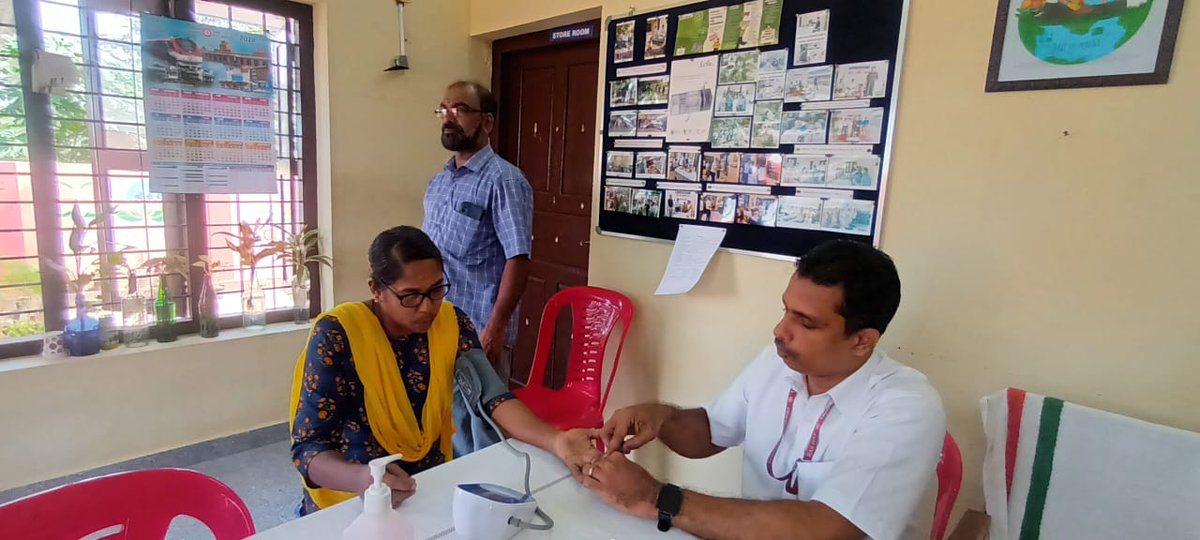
[289, 300, 460, 509]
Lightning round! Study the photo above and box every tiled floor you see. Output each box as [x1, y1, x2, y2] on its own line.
[0, 424, 301, 539]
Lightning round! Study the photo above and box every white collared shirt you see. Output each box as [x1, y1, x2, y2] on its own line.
[704, 346, 945, 540]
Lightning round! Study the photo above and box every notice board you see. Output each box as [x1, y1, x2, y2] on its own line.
[599, 0, 908, 258]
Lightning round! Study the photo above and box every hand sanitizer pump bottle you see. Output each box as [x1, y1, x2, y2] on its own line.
[341, 454, 414, 540]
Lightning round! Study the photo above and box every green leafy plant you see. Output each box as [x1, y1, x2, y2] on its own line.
[271, 225, 331, 285]
[0, 35, 93, 162]
[43, 203, 116, 297]
[0, 319, 44, 338]
[191, 254, 224, 277]
[141, 253, 190, 281]
[212, 220, 283, 288]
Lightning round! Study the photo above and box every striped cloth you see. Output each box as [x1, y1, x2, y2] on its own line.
[981, 388, 1200, 540]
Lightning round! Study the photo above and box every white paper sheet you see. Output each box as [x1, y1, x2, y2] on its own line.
[616, 62, 668, 78]
[793, 9, 829, 66]
[666, 56, 719, 142]
[802, 99, 870, 110]
[655, 225, 726, 296]
[613, 138, 664, 149]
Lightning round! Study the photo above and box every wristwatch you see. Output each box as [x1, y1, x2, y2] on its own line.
[656, 483, 683, 532]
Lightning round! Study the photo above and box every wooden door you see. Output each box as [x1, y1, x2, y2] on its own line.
[494, 28, 599, 389]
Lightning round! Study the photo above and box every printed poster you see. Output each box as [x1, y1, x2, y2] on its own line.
[758, 0, 784, 46]
[829, 107, 885, 144]
[141, 14, 276, 194]
[833, 60, 890, 100]
[645, 15, 669, 60]
[722, 1, 763, 50]
[794, 9, 829, 66]
[614, 20, 636, 63]
[674, 10, 710, 56]
[676, 1, 780, 54]
[666, 56, 718, 142]
[704, 7, 728, 52]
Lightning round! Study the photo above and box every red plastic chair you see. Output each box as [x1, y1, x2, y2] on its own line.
[931, 432, 963, 540]
[513, 286, 634, 430]
[0, 468, 255, 540]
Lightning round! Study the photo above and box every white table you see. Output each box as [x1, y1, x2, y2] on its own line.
[250, 441, 693, 539]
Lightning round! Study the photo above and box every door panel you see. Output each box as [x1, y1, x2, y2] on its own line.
[516, 67, 555, 194]
[562, 62, 598, 201]
[512, 273, 546, 387]
[531, 211, 590, 270]
[496, 31, 599, 390]
[509, 262, 586, 388]
[511, 261, 590, 388]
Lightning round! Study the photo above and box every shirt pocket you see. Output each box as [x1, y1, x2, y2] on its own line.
[792, 460, 837, 501]
[443, 193, 489, 264]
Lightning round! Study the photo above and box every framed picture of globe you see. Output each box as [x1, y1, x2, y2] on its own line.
[986, 0, 1184, 91]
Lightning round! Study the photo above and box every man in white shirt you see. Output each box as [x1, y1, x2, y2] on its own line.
[583, 240, 945, 540]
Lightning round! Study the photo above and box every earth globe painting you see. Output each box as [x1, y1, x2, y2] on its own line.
[1016, 0, 1154, 65]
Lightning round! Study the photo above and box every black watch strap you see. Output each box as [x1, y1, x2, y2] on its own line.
[656, 483, 683, 532]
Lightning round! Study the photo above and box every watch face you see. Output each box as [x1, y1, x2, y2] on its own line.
[657, 483, 683, 515]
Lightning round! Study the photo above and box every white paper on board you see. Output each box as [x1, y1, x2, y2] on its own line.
[655, 225, 727, 295]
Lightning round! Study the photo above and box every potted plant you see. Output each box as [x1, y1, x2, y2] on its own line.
[95, 250, 130, 350]
[271, 225, 332, 324]
[120, 260, 152, 348]
[192, 255, 224, 338]
[141, 253, 189, 342]
[44, 204, 115, 356]
[44, 257, 100, 356]
[213, 220, 281, 330]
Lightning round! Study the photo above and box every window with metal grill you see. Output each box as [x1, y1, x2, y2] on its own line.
[0, 0, 316, 357]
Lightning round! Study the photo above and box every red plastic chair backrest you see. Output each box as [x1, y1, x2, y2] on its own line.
[932, 432, 963, 540]
[0, 468, 255, 540]
[525, 286, 634, 412]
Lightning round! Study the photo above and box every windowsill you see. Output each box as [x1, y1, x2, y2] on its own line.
[0, 322, 310, 375]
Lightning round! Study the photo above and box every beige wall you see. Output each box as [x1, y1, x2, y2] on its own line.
[321, 0, 491, 303]
[470, 0, 1200, 515]
[0, 328, 307, 490]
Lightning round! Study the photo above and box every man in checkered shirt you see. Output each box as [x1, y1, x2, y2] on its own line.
[423, 81, 532, 378]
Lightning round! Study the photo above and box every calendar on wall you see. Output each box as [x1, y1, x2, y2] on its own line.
[141, 15, 277, 194]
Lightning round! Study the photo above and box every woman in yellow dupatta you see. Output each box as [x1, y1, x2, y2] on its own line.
[289, 226, 599, 514]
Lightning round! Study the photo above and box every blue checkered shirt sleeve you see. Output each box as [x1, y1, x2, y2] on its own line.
[491, 169, 533, 259]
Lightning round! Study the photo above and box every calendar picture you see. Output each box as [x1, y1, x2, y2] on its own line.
[780, 110, 828, 145]
[665, 190, 699, 219]
[776, 196, 824, 230]
[833, 60, 889, 100]
[141, 14, 276, 194]
[826, 154, 881, 190]
[632, 189, 664, 217]
[667, 147, 702, 181]
[699, 193, 738, 224]
[784, 65, 833, 102]
[820, 198, 875, 235]
[736, 194, 780, 226]
[635, 152, 668, 179]
[604, 186, 634, 212]
[829, 107, 884, 145]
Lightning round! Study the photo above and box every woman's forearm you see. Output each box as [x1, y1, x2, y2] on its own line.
[307, 451, 371, 493]
[491, 399, 559, 451]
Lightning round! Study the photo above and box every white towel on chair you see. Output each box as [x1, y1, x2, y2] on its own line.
[981, 388, 1200, 540]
